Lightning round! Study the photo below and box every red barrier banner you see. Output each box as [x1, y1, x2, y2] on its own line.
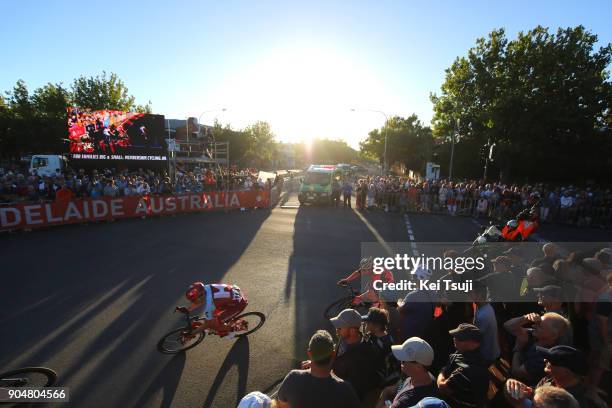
[0, 190, 270, 231]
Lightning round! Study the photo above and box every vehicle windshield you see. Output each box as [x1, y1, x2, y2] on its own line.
[304, 172, 331, 186]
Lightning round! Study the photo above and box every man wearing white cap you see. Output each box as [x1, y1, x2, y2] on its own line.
[376, 337, 438, 408]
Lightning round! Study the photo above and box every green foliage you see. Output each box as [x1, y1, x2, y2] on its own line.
[360, 114, 434, 173]
[244, 121, 276, 167]
[431, 25, 612, 182]
[71, 71, 136, 111]
[0, 72, 152, 158]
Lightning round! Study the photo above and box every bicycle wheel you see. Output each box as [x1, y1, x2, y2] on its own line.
[230, 312, 266, 338]
[157, 327, 205, 354]
[323, 297, 353, 319]
[0, 367, 57, 387]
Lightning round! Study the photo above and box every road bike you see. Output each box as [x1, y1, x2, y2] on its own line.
[323, 283, 371, 319]
[0, 367, 57, 388]
[157, 309, 266, 354]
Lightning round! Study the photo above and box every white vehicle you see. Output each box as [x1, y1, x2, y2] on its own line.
[29, 155, 68, 177]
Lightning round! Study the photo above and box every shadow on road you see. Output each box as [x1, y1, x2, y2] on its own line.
[285, 206, 396, 360]
[202, 337, 250, 408]
[0, 209, 271, 406]
[131, 353, 186, 408]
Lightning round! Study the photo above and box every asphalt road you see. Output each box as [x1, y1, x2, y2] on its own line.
[1, 187, 610, 408]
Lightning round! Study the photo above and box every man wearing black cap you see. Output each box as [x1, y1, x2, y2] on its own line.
[436, 324, 489, 408]
[504, 345, 590, 407]
[277, 330, 360, 408]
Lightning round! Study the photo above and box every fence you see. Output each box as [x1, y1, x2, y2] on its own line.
[0, 190, 270, 232]
[356, 190, 612, 229]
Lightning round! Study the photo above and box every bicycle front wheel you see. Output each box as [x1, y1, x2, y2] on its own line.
[230, 312, 266, 338]
[157, 328, 205, 354]
[0, 367, 57, 388]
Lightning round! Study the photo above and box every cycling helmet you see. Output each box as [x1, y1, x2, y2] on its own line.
[186, 281, 205, 302]
[359, 256, 374, 269]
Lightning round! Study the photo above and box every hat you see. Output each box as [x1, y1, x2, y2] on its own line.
[491, 256, 512, 267]
[362, 308, 389, 327]
[533, 285, 562, 299]
[410, 397, 451, 408]
[503, 247, 524, 257]
[330, 309, 362, 329]
[536, 345, 588, 376]
[308, 330, 335, 363]
[449, 323, 482, 342]
[237, 391, 271, 408]
[391, 337, 434, 366]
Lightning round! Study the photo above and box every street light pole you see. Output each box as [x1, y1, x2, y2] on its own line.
[351, 108, 389, 175]
[449, 119, 459, 180]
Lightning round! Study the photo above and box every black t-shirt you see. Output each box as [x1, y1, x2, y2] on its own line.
[440, 350, 489, 408]
[333, 340, 380, 400]
[390, 377, 438, 408]
[277, 369, 361, 408]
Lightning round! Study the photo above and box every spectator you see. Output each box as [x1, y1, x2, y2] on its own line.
[469, 282, 500, 364]
[504, 312, 570, 385]
[396, 286, 435, 344]
[362, 307, 398, 386]
[237, 391, 276, 408]
[436, 324, 489, 408]
[279, 330, 360, 408]
[103, 179, 118, 197]
[407, 398, 450, 408]
[504, 345, 589, 407]
[533, 285, 567, 318]
[342, 181, 353, 208]
[376, 337, 438, 408]
[329, 309, 379, 401]
[531, 243, 561, 275]
[478, 255, 522, 304]
[532, 386, 579, 408]
[585, 272, 612, 400]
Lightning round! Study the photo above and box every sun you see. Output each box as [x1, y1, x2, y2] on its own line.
[211, 44, 391, 147]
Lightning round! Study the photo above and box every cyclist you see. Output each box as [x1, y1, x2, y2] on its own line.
[337, 257, 394, 304]
[176, 282, 248, 339]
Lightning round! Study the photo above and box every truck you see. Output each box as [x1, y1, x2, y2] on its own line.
[298, 164, 336, 205]
[29, 155, 68, 177]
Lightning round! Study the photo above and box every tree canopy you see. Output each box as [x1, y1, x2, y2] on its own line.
[430, 25, 612, 182]
[0, 72, 151, 158]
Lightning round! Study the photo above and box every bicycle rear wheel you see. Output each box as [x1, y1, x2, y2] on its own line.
[230, 312, 266, 338]
[157, 328, 205, 354]
[0, 367, 57, 387]
[323, 297, 354, 319]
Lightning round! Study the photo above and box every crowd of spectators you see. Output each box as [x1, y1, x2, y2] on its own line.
[239, 243, 612, 407]
[345, 176, 612, 229]
[0, 165, 283, 204]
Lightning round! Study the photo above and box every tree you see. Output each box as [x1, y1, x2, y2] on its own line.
[71, 71, 136, 111]
[244, 121, 276, 168]
[360, 114, 434, 174]
[431, 26, 612, 182]
[211, 121, 253, 165]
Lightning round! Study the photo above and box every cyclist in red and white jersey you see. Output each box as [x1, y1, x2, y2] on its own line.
[337, 257, 394, 304]
[176, 282, 247, 338]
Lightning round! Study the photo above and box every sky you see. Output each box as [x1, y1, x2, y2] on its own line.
[1, 0, 610, 149]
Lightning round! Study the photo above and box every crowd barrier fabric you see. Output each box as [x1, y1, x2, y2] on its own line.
[0, 190, 270, 231]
